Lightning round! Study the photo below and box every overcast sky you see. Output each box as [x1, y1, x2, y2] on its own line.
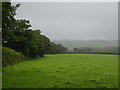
[12, 2, 118, 40]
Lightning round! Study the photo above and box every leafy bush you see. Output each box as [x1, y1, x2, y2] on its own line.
[2, 47, 25, 67]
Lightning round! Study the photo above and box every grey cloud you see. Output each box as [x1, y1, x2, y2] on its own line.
[13, 2, 118, 40]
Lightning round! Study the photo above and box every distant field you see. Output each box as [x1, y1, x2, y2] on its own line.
[53, 40, 118, 50]
[3, 54, 118, 88]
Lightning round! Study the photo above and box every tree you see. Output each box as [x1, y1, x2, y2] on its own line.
[74, 48, 78, 52]
[2, 2, 51, 58]
[2, 2, 21, 47]
[74, 47, 92, 53]
[46, 42, 67, 54]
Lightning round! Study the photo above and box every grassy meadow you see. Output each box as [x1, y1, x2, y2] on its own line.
[3, 54, 118, 88]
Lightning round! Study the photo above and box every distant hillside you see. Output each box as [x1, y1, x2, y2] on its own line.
[53, 40, 118, 50]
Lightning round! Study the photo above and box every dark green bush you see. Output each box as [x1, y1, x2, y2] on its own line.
[2, 47, 25, 67]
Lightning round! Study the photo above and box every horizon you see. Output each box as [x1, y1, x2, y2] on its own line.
[52, 39, 118, 41]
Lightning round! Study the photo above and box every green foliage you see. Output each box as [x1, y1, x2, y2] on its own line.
[74, 47, 92, 53]
[46, 42, 67, 54]
[2, 2, 51, 58]
[2, 2, 20, 45]
[20, 30, 50, 58]
[73, 47, 118, 54]
[3, 54, 118, 88]
[2, 47, 25, 67]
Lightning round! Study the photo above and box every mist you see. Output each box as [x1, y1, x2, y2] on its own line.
[13, 2, 118, 41]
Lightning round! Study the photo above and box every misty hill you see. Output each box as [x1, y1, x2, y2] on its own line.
[53, 40, 118, 51]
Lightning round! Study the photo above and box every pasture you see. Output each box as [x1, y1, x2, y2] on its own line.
[3, 54, 118, 88]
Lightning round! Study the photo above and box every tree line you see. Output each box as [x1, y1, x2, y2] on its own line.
[46, 42, 67, 54]
[2, 2, 67, 58]
[73, 47, 118, 54]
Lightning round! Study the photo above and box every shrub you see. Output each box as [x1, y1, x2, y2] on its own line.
[2, 47, 25, 67]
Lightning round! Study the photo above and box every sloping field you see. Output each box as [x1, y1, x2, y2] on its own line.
[3, 54, 118, 88]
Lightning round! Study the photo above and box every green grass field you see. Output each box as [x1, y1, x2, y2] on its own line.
[3, 54, 118, 88]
